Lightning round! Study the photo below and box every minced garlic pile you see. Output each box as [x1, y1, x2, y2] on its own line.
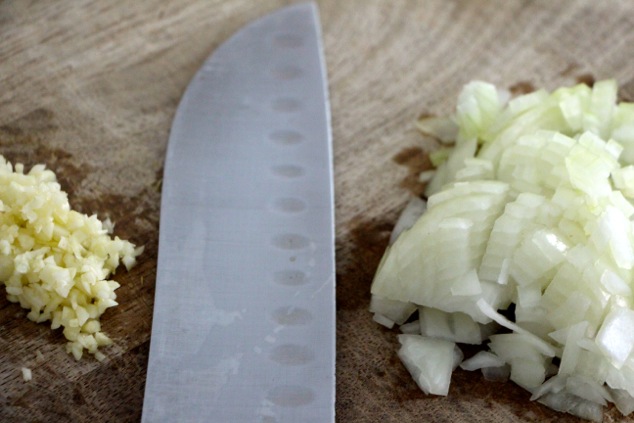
[0, 155, 142, 360]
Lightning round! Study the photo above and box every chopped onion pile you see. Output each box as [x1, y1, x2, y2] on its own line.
[371, 80, 634, 421]
[0, 156, 143, 360]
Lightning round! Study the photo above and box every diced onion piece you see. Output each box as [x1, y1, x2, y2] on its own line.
[509, 358, 548, 391]
[476, 300, 558, 358]
[419, 307, 489, 345]
[481, 365, 511, 382]
[21, 367, 32, 382]
[460, 351, 505, 371]
[612, 165, 634, 198]
[455, 81, 504, 142]
[607, 387, 634, 416]
[372, 313, 396, 329]
[425, 138, 477, 196]
[418, 170, 436, 183]
[389, 197, 427, 245]
[415, 115, 458, 144]
[565, 374, 612, 406]
[555, 320, 589, 376]
[399, 320, 421, 334]
[370, 295, 417, 329]
[595, 307, 634, 369]
[538, 391, 604, 423]
[397, 334, 461, 396]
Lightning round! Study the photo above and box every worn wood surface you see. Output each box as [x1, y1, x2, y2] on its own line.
[3, 0, 634, 422]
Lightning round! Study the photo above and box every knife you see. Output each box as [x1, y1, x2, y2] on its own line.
[141, 3, 335, 422]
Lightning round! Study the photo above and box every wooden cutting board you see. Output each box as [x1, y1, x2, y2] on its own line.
[3, 0, 634, 421]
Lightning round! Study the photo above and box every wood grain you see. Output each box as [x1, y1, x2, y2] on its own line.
[2, 0, 634, 422]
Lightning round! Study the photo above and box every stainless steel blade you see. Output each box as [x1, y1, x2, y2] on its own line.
[142, 2, 335, 422]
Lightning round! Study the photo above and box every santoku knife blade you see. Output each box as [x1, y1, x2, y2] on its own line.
[142, 3, 335, 422]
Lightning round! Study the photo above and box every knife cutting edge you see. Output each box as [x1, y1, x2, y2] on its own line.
[142, 2, 335, 422]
